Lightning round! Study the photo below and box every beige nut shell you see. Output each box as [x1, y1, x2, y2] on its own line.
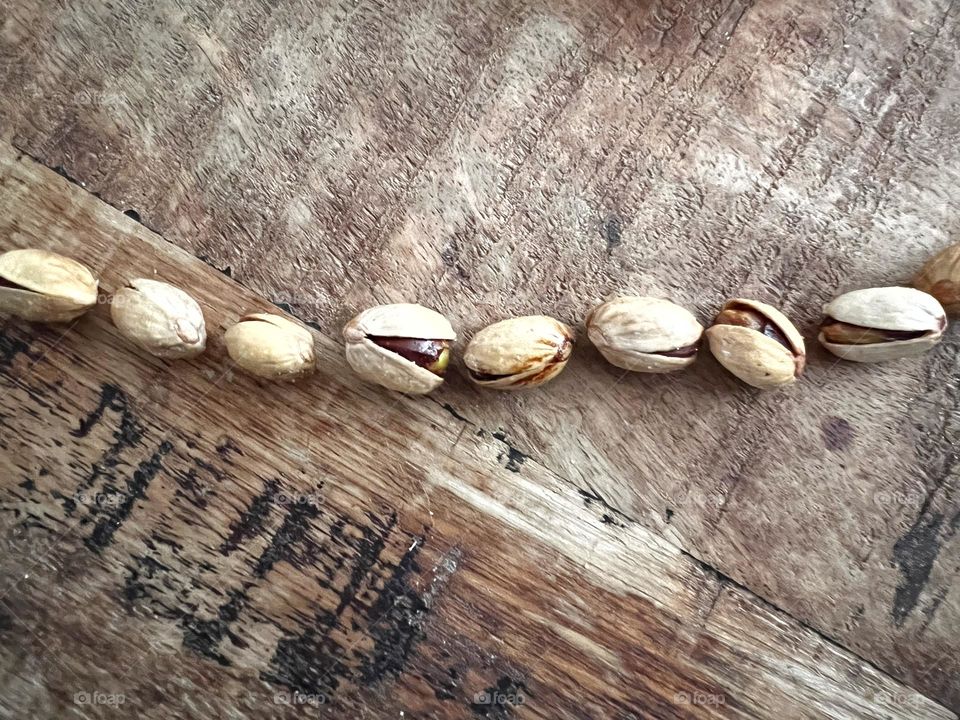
[225, 313, 316, 380]
[706, 298, 805, 390]
[819, 286, 946, 363]
[0, 248, 98, 322]
[587, 296, 703, 373]
[464, 315, 573, 389]
[914, 242, 960, 315]
[111, 279, 206, 359]
[343, 303, 456, 395]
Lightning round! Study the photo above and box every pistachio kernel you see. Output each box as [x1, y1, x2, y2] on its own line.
[367, 336, 451, 377]
[714, 306, 791, 350]
[819, 321, 928, 346]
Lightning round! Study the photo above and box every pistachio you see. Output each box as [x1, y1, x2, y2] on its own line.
[343, 303, 456, 394]
[0, 248, 98, 322]
[224, 313, 315, 380]
[819, 287, 946, 362]
[706, 299, 805, 389]
[587, 296, 703, 373]
[914, 242, 960, 315]
[110, 279, 206, 359]
[464, 315, 573, 389]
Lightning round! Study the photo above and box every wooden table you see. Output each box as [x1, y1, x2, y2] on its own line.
[0, 0, 958, 717]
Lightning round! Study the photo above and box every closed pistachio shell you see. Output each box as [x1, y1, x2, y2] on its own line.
[111, 279, 206, 359]
[587, 296, 703, 373]
[0, 248, 98, 322]
[706, 299, 805, 389]
[914, 242, 960, 315]
[819, 287, 946, 363]
[225, 313, 315, 380]
[343, 303, 455, 394]
[464, 315, 573, 389]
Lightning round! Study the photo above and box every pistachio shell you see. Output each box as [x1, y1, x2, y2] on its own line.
[464, 315, 573, 389]
[586, 296, 703, 373]
[818, 333, 941, 363]
[111, 279, 206, 359]
[225, 313, 315, 380]
[823, 287, 944, 332]
[343, 303, 456, 342]
[819, 287, 946, 363]
[706, 299, 805, 389]
[343, 304, 455, 394]
[0, 248, 98, 322]
[914, 242, 960, 315]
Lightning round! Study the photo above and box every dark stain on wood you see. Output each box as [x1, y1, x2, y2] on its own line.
[359, 536, 429, 686]
[85, 439, 173, 551]
[602, 212, 623, 255]
[336, 512, 396, 616]
[219, 477, 280, 555]
[892, 512, 944, 626]
[251, 496, 322, 578]
[822, 416, 855, 452]
[492, 432, 528, 473]
[261, 519, 432, 698]
[181, 587, 245, 666]
[0, 326, 32, 371]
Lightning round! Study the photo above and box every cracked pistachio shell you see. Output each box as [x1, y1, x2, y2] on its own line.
[225, 313, 315, 380]
[464, 315, 573, 389]
[111, 279, 206, 359]
[0, 248, 98, 322]
[343, 303, 456, 394]
[914, 243, 960, 316]
[706, 299, 805, 390]
[819, 287, 946, 363]
[586, 296, 703, 373]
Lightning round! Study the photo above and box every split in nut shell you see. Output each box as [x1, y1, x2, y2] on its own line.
[818, 287, 947, 363]
[706, 299, 806, 390]
[2, 242, 958, 392]
[343, 303, 456, 394]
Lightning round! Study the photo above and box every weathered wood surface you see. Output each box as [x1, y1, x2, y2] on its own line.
[1, 0, 960, 713]
[0, 146, 954, 718]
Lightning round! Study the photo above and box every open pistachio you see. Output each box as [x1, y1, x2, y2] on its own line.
[819, 287, 946, 362]
[587, 296, 703, 373]
[706, 299, 805, 389]
[464, 315, 573, 389]
[225, 313, 315, 380]
[343, 303, 456, 394]
[914, 242, 960, 316]
[0, 248, 98, 323]
[111, 279, 206, 359]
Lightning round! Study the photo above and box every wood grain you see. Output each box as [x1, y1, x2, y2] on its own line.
[1, 0, 959, 711]
[0, 144, 954, 718]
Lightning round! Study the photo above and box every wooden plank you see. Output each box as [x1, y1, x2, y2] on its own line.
[0, 145, 953, 718]
[2, 0, 960, 709]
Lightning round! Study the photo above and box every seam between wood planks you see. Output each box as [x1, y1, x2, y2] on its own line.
[5, 138, 953, 714]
